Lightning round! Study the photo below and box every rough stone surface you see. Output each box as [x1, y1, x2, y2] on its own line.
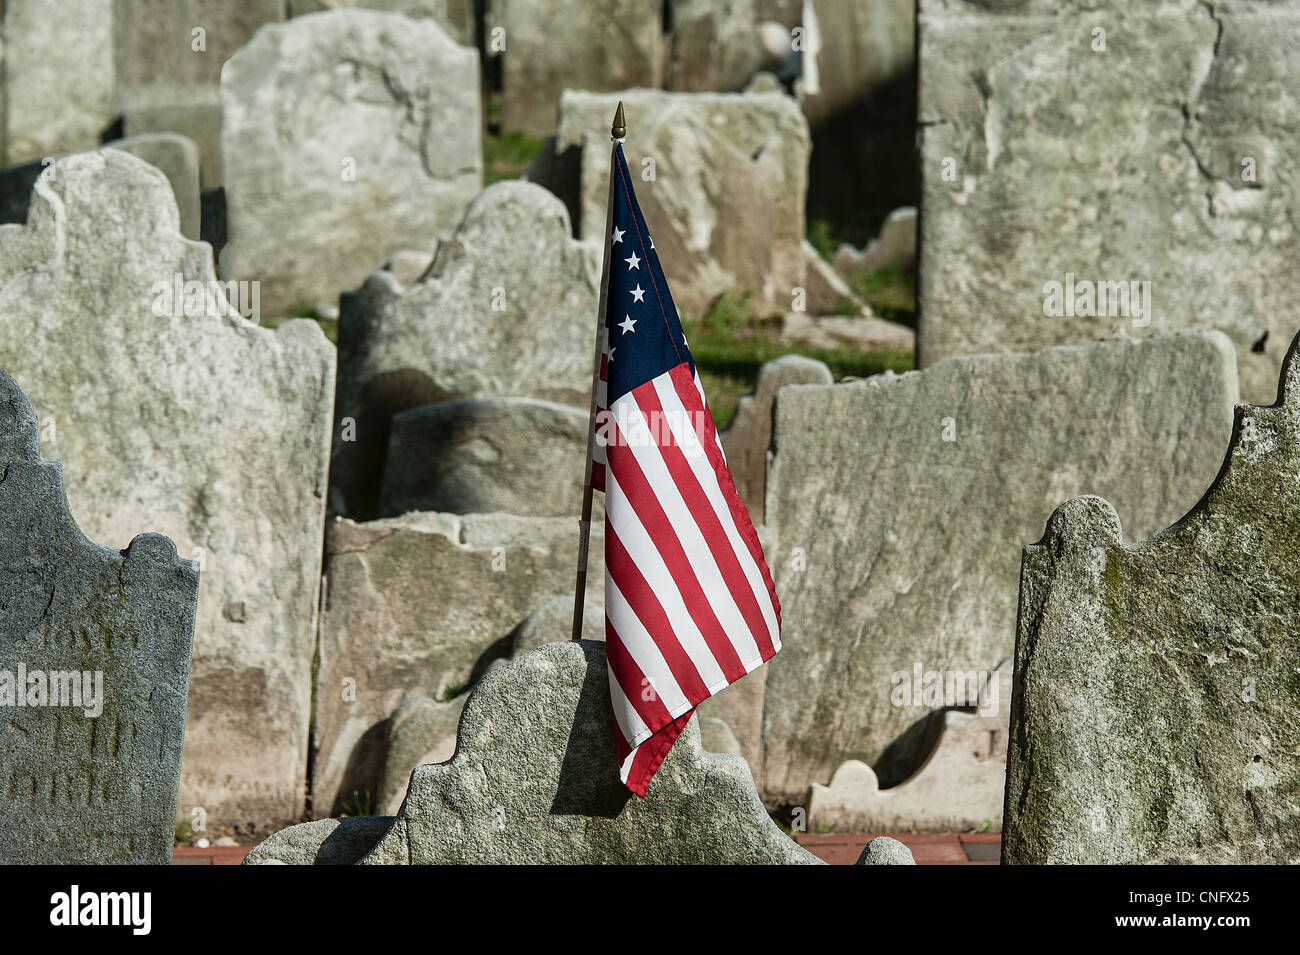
[508, 595, 604, 657]
[856, 836, 916, 866]
[808, 670, 1010, 833]
[721, 354, 833, 524]
[1, 0, 115, 164]
[834, 206, 917, 278]
[312, 511, 603, 816]
[220, 8, 482, 316]
[377, 693, 467, 815]
[0, 150, 335, 828]
[801, 240, 869, 316]
[488, 0, 664, 137]
[1004, 334, 1300, 863]
[919, 0, 1300, 403]
[242, 816, 394, 865]
[666, 0, 765, 93]
[761, 331, 1238, 808]
[104, 134, 202, 239]
[0, 371, 198, 863]
[349, 642, 821, 863]
[552, 89, 810, 316]
[378, 398, 590, 518]
[123, 92, 224, 188]
[331, 180, 599, 519]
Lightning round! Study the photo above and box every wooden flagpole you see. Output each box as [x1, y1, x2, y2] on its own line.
[571, 101, 626, 642]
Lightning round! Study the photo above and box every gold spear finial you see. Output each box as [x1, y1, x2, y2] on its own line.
[612, 101, 626, 140]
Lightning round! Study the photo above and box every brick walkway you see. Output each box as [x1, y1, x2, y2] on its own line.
[173, 834, 1000, 865]
[794, 832, 1001, 865]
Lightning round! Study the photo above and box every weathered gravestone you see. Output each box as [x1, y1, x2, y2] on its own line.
[918, 0, 1300, 403]
[312, 512, 604, 816]
[104, 134, 203, 240]
[0, 149, 335, 829]
[721, 354, 833, 524]
[0, 0, 115, 164]
[378, 398, 590, 519]
[220, 8, 482, 316]
[1004, 333, 1300, 863]
[256, 642, 832, 864]
[330, 180, 599, 519]
[758, 331, 1238, 816]
[542, 89, 810, 316]
[0, 371, 197, 863]
[486, 0, 664, 137]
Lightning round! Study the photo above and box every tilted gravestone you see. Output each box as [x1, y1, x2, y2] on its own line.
[253, 642, 841, 864]
[720, 355, 833, 525]
[918, 0, 1300, 403]
[312, 512, 604, 816]
[378, 398, 591, 519]
[330, 180, 599, 519]
[758, 331, 1238, 819]
[1004, 332, 1300, 863]
[0, 149, 335, 829]
[220, 8, 482, 316]
[0, 371, 197, 863]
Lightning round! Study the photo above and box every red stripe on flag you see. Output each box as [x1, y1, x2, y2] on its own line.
[607, 412, 748, 684]
[669, 364, 781, 631]
[604, 615, 673, 740]
[635, 376, 778, 660]
[605, 524, 712, 703]
[624, 710, 692, 798]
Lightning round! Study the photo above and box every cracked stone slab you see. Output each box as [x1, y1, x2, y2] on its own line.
[260, 641, 820, 864]
[311, 512, 604, 817]
[761, 331, 1237, 810]
[0, 149, 335, 829]
[918, 0, 1300, 403]
[1004, 329, 1300, 864]
[219, 8, 482, 316]
[0, 370, 198, 863]
[330, 180, 599, 519]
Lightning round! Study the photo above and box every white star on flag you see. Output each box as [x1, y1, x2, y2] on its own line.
[630, 284, 645, 303]
[624, 252, 640, 270]
[612, 226, 625, 245]
[619, 315, 637, 334]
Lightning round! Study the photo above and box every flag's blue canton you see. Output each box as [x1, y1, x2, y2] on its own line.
[604, 143, 695, 405]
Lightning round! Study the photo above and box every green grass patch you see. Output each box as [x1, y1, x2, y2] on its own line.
[483, 130, 546, 185]
[686, 291, 914, 430]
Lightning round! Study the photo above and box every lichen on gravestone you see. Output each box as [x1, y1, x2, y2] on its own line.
[0, 370, 197, 864]
[1005, 330, 1300, 863]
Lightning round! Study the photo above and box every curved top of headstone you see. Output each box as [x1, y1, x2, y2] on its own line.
[1009, 328, 1300, 863]
[356, 640, 820, 864]
[0, 369, 198, 864]
[0, 369, 40, 464]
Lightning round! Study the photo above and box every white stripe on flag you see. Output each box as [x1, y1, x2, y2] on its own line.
[604, 566, 691, 720]
[654, 374, 780, 648]
[623, 386, 765, 668]
[605, 459, 730, 692]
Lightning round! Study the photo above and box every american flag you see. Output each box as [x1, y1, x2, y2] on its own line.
[589, 143, 782, 797]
